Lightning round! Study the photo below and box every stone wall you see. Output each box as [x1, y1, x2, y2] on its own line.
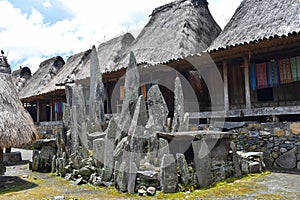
[236, 122, 300, 171]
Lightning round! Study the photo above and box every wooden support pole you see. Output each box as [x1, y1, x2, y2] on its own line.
[37, 101, 40, 123]
[223, 61, 229, 111]
[0, 147, 4, 175]
[50, 99, 53, 122]
[244, 56, 251, 109]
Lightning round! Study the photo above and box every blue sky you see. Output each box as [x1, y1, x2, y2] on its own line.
[0, 0, 242, 72]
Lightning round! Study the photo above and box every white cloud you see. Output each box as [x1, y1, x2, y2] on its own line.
[43, 1, 52, 8]
[0, 0, 241, 73]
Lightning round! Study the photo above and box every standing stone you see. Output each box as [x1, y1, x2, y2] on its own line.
[72, 85, 89, 157]
[116, 52, 140, 142]
[181, 112, 190, 132]
[102, 118, 118, 181]
[192, 140, 212, 188]
[114, 161, 120, 189]
[89, 46, 105, 127]
[127, 160, 138, 194]
[64, 83, 74, 132]
[275, 147, 297, 169]
[176, 153, 190, 185]
[160, 154, 178, 193]
[157, 139, 170, 165]
[116, 161, 128, 193]
[146, 85, 169, 132]
[129, 95, 148, 166]
[172, 77, 184, 132]
[93, 138, 105, 168]
[51, 155, 57, 173]
[230, 142, 242, 177]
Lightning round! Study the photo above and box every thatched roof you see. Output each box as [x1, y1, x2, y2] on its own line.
[0, 72, 38, 148]
[39, 50, 91, 96]
[208, 0, 300, 52]
[115, 0, 221, 70]
[37, 33, 134, 96]
[12, 67, 32, 92]
[75, 32, 135, 80]
[19, 56, 65, 100]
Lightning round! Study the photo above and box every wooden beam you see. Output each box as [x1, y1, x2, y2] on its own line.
[223, 61, 229, 111]
[243, 55, 251, 109]
[189, 105, 300, 119]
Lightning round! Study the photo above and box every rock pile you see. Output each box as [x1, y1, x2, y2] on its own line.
[236, 122, 300, 170]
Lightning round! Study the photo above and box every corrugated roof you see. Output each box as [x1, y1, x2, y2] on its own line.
[207, 0, 300, 52]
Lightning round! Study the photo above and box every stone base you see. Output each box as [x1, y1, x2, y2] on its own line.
[4, 152, 22, 163]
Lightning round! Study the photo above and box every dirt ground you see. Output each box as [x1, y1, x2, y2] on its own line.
[1, 149, 300, 200]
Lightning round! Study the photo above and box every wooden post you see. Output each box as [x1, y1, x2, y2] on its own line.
[50, 99, 53, 121]
[244, 56, 251, 109]
[55, 98, 58, 121]
[37, 101, 40, 123]
[223, 61, 229, 111]
[0, 147, 4, 175]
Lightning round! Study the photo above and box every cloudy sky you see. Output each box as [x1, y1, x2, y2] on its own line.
[0, 0, 242, 72]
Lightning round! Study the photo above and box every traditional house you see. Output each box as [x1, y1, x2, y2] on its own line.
[0, 53, 38, 175]
[12, 66, 32, 92]
[18, 0, 221, 123]
[106, 0, 221, 115]
[191, 0, 300, 121]
[19, 56, 65, 123]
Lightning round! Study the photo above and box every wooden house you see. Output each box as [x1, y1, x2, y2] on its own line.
[18, 0, 221, 124]
[190, 0, 300, 121]
[19, 56, 65, 123]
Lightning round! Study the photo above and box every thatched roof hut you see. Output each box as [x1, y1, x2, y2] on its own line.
[75, 32, 135, 81]
[38, 50, 92, 96]
[207, 0, 300, 52]
[36, 33, 134, 96]
[115, 0, 221, 70]
[12, 66, 32, 92]
[19, 56, 65, 101]
[0, 55, 38, 148]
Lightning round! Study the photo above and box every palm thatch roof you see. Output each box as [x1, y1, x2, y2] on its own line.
[75, 32, 135, 80]
[208, 0, 300, 52]
[18, 56, 65, 100]
[115, 0, 221, 70]
[39, 50, 91, 96]
[12, 66, 32, 92]
[39, 33, 134, 95]
[0, 71, 38, 148]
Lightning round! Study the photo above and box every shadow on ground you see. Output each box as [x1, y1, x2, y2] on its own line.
[0, 176, 38, 194]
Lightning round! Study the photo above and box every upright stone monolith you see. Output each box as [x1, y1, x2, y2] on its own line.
[89, 46, 105, 128]
[71, 84, 88, 158]
[172, 77, 185, 132]
[192, 140, 212, 188]
[128, 95, 148, 166]
[92, 138, 105, 168]
[146, 85, 169, 132]
[116, 52, 140, 142]
[176, 153, 190, 185]
[102, 118, 118, 181]
[160, 154, 178, 193]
